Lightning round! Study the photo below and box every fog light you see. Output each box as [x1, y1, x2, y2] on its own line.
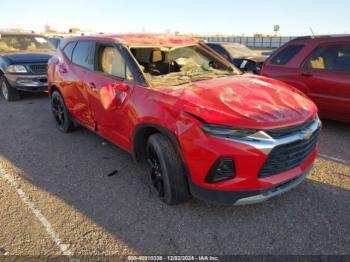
[205, 158, 235, 183]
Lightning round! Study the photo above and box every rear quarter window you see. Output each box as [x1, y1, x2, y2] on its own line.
[71, 41, 95, 70]
[63, 42, 77, 61]
[271, 45, 304, 65]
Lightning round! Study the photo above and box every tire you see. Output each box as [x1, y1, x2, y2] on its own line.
[51, 90, 75, 133]
[146, 133, 191, 205]
[0, 75, 20, 101]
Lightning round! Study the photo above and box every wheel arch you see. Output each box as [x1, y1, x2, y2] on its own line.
[49, 84, 61, 96]
[132, 123, 190, 177]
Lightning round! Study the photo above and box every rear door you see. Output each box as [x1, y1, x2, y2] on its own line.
[62, 40, 96, 129]
[298, 43, 350, 119]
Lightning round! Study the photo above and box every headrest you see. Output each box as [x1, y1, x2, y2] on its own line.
[151, 50, 163, 63]
[101, 47, 115, 74]
[310, 57, 325, 69]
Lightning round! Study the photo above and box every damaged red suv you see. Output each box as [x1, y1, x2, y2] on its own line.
[48, 34, 321, 205]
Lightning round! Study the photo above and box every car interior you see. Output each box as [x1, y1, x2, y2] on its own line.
[97, 45, 133, 81]
[306, 45, 350, 72]
[130, 48, 181, 76]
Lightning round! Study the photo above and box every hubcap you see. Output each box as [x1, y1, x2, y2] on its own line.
[52, 96, 65, 128]
[147, 146, 165, 197]
[1, 81, 8, 100]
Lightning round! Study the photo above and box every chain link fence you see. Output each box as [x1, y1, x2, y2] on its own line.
[196, 36, 297, 49]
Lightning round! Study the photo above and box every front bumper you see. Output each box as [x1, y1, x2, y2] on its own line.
[177, 114, 321, 204]
[5, 74, 48, 92]
[189, 164, 313, 205]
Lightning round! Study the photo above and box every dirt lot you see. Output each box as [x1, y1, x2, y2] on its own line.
[0, 93, 349, 257]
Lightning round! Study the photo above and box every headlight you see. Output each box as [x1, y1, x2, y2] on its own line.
[7, 65, 28, 73]
[201, 124, 258, 141]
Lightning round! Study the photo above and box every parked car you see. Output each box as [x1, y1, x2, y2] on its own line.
[261, 49, 275, 57]
[262, 35, 350, 122]
[48, 36, 63, 49]
[0, 32, 55, 101]
[206, 42, 267, 74]
[48, 34, 320, 205]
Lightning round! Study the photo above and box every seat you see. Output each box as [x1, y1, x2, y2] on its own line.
[147, 50, 166, 75]
[101, 47, 125, 78]
[148, 50, 180, 75]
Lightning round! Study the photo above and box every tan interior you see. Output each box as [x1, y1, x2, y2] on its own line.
[151, 50, 163, 63]
[310, 56, 325, 69]
[101, 47, 114, 75]
[101, 47, 125, 78]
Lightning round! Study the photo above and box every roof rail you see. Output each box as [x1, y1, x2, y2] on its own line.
[292, 34, 350, 41]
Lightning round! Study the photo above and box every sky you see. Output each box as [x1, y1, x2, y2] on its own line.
[1, 0, 349, 36]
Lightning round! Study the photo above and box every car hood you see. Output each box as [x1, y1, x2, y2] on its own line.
[4, 52, 53, 64]
[155, 74, 317, 129]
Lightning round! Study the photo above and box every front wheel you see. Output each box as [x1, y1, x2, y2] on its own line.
[1, 75, 20, 101]
[146, 133, 191, 205]
[51, 91, 75, 133]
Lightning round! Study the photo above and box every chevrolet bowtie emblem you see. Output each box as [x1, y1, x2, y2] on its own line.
[301, 129, 313, 140]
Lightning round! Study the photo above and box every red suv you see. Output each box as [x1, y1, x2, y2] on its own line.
[48, 34, 321, 205]
[262, 35, 350, 122]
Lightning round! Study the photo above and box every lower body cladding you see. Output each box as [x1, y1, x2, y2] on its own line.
[179, 118, 321, 205]
[189, 165, 313, 205]
[5, 74, 48, 92]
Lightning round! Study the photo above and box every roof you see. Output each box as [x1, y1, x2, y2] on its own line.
[61, 34, 199, 47]
[291, 34, 350, 42]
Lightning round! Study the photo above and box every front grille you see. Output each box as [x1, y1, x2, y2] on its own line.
[28, 64, 48, 74]
[259, 130, 319, 178]
[266, 118, 315, 139]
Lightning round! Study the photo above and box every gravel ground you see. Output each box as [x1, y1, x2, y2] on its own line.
[0, 93, 349, 257]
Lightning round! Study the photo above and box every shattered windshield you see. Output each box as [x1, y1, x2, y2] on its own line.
[130, 45, 241, 87]
[0, 35, 55, 53]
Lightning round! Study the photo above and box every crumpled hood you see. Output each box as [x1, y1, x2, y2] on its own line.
[156, 74, 317, 129]
[5, 52, 52, 64]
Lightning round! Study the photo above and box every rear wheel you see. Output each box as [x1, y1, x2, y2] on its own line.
[0, 75, 20, 101]
[51, 91, 75, 133]
[146, 133, 191, 205]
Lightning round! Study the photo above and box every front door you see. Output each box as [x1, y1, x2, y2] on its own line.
[84, 43, 135, 149]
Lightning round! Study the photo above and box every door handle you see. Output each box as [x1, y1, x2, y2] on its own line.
[301, 72, 313, 77]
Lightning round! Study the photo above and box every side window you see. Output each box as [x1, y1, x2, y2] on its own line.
[71, 41, 95, 70]
[304, 45, 350, 72]
[271, 45, 304, 65]
[63, 42, 77, 61]
[97, 45, 133, 81]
